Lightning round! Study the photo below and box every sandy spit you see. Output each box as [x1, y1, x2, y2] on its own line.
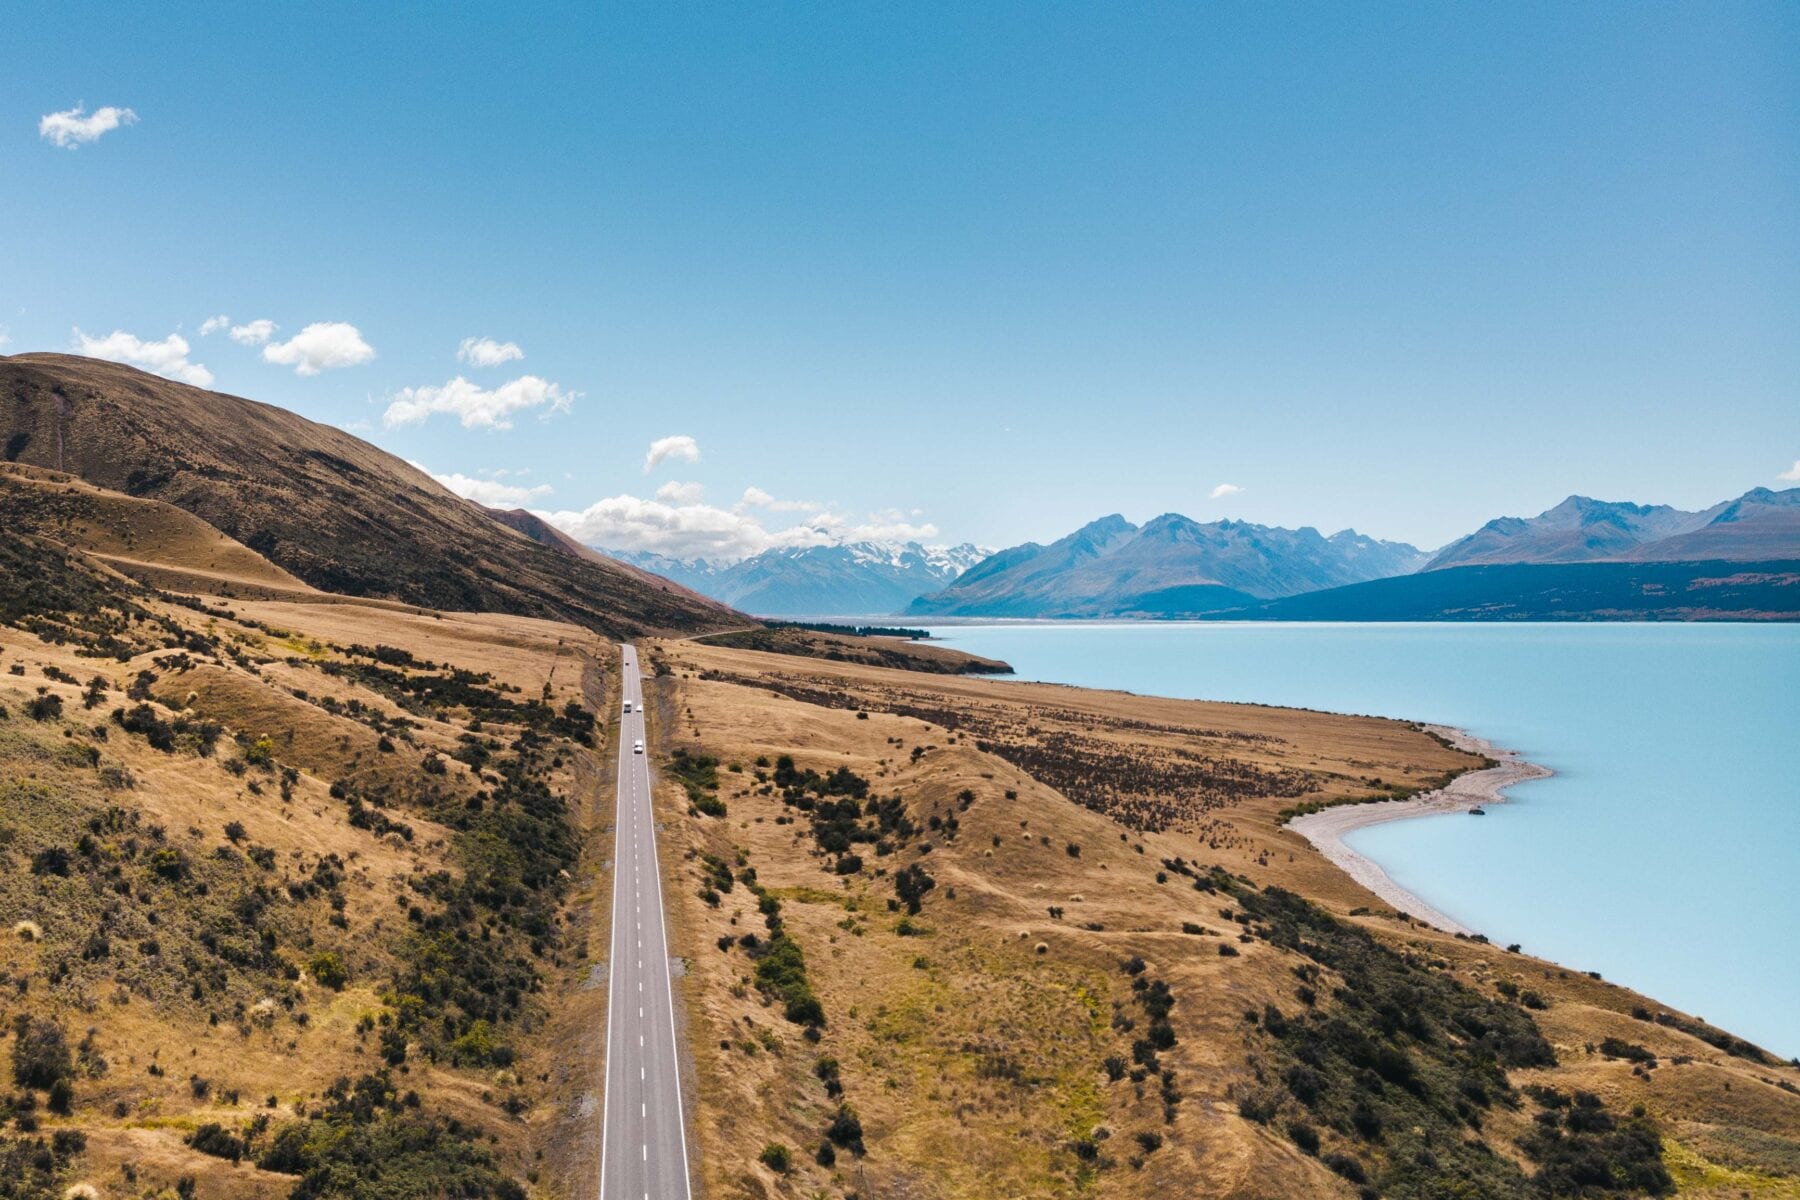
[1288, 725, 1551, 937]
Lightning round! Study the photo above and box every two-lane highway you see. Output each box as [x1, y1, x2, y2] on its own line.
[599, 645, 693, 1200]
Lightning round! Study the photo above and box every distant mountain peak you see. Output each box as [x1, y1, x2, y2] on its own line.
[599, 537, 993, 617]
[907, 512, 1427, 618]
[1426, 487, 1797, 570]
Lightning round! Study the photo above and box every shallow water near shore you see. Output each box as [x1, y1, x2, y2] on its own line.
[917, 621, 1800, 1058]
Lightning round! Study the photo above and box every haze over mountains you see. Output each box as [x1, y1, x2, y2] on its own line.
[908, 514, 1429, 618]
[608, 541, 990, 616]
[579, 486, 1800, 621]
[902, 492, 1800, 622]
[1425, 490, 1800, 569]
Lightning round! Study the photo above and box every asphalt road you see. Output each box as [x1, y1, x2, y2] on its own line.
[599, 644, 693, 1200]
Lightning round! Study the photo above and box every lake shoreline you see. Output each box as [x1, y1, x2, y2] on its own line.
[1288, 726, 1552, 936]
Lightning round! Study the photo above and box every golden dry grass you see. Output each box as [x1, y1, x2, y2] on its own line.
[644, 637, 1800, 1200]
[0, 555, 618, 1197]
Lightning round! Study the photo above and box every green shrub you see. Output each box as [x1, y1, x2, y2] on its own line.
[826, 1104, 865, 1155]
[187, 1122, 246, 1162]
[256, 1072, 525, 1198]
[309, 952, 348, 989]
[10, 1016, 73, 1091]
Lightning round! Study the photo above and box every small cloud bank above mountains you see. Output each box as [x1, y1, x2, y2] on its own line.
[39, 104, 137, 148]
[643, 434, 700, 472]
[262, 321, 374, 375]
[457, 337, 524, 367]
[230, 319, 278, 346]
[537, 488, 939, 562]
[72, 328, 211, 387]
[416, 463, 552, 507]
[384, 374, 574, 430]
[739, 485, 817, 512]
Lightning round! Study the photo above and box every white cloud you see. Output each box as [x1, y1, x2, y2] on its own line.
[230, 318, 277, 346]
[655, 480, 705, 504]
[540, 495, 782, 560]
[198, 315, 230, 336]
[262, 321, 374, 375]
[414, 463, 552, 507]
[39, 104, 137, 148]
[809, 509, 942, 544]
[73, 328, 212, 387]
[643, 435, 700, 473]
[1779, 460, 1800, 483]
[539, 493, 938, 562]
[737, 485, 818, 513]
[383, 374, 575, 430]
[1209, 483, 1244, 500]
[457, 336, 524, 368]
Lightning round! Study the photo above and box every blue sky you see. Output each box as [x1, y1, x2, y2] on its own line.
[6, 2, 1797, 559]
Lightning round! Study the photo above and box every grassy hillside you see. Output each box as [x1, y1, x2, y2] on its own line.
[4, 446, 1795, 1199]
[0, 508, 620, 1198]
[643, 638, 1800, 1199]
[695, 626, 1013, 675]
[0, 354, 741, 637]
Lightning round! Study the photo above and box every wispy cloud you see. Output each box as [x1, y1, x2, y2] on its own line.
[457, 337, 524, 368]
[384, 375, 575, 430]
[230, 318, 278, 346]
[198, 315, 230, 336]
[540, 494, 937, 562]
[1209, 483, 1244, 499]
[643, 435, 700, 473]
[414, 463, 553, 507]
[39, 104, 137, 148]
[262, 321, 374, 375]
[73, 327, 211, 387]
[737, 486, 819, 513]
[655, 480, 705, 504]
[1779, 460, 1800, 483]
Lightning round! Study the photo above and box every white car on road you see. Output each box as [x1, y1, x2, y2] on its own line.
[633, 739, 645, 754]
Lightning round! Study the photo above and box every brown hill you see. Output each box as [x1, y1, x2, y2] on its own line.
[0, 352, 744, 637]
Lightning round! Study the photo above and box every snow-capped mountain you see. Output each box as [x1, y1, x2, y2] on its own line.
[603, 540, 993, 616]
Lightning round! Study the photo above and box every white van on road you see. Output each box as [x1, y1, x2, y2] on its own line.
[633, 739, 645, 755]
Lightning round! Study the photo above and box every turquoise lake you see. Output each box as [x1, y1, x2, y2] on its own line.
[918, 622, 1799, 1058]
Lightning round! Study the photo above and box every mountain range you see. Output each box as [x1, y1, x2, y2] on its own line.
[907, 514, 1428, 618]
[903, 492, 1800, 622]
[1425, 490, 1800, 569]
[606, 541, 991, 616]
